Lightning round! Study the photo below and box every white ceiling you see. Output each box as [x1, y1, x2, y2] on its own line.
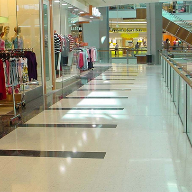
[83, 0, 192, 7]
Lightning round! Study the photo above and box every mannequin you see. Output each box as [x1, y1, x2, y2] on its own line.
[0, 26, 5, 50]
[11, 27, 24, 49]
[2, 26, 12, 49]
[54, 30, 61, 74]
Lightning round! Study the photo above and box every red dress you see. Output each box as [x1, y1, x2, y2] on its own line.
[0, 60, 6, 100]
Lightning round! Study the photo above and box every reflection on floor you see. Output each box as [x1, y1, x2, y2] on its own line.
[0, 63, 191, 192]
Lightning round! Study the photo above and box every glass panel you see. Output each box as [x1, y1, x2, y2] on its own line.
[171, 67, 174, 98]
[187, 86, 192, 142]
[1, 0, 17, 49]
[178, 78, 186, 125]
[173, 71, 179, 109]
[43, 3, 50, 81]
[168, 64, 171, 91]
[16, 0, 42, 84]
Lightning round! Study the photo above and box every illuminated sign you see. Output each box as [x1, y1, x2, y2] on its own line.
[92, 7, 101, 17]
[109, 27, 147, 33]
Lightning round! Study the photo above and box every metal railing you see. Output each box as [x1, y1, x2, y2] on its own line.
[97, 48, 147, 64]
[160, 51, 192, 145]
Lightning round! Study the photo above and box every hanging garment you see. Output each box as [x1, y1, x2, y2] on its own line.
[55, 52, 59, 70]
[13, 37, 23, 49]
[0, 39, 5, 50]
[24, 51, 37, 81]
[0, 60, 6, 100]
[68, 35, 75, 52]
[78, 52, 84, 68]
[10, 60, 19, 86]
[54, 33, 61, 53]
[5, 39, 12, 49]
[68, 52, 73, 66]
[88, 49, 93, 69]
[4, 60, 10, 86]
[17, 59, 23, 83]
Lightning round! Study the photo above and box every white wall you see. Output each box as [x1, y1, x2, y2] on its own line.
[83, 21, 100, 48]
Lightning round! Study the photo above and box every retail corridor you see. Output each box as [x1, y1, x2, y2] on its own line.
[0, 64, 192, 192]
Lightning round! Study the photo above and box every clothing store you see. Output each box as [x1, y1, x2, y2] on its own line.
[0, 0, 98, 120]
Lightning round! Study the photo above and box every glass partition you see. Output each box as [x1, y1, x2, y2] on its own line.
[0, 0, 42, 91]
[52, 0, 80, 89]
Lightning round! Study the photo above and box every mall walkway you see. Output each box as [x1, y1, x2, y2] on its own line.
[0, 63, 192, 192]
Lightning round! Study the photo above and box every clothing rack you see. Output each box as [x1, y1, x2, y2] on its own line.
[0, 48, 33, 125]
[74, 47, 97, 70]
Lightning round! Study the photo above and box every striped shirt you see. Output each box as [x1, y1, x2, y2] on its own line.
[54, 33, 61, 53]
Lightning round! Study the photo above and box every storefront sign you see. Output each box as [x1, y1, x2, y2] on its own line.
[121, 33, 139, 38]
[92, 7, 101, 17]
[71, 26, 82, 31]
[110, 27, 147, 33]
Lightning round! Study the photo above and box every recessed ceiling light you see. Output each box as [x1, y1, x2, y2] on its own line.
[90, 17, 93, 18]
[68, 7, 73, 8]
[80, 11, 84, 14]
[62, 3, 67, 5]
[54, 0, 60, 2]
[74, 9, 78, 11]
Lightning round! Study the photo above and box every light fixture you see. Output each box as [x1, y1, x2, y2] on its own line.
[80, 11, 84, 14]
[68, 7, 73, 8]
[74, 9, 78, 11]
[62, 3, 67, 5]
[54, 0, 60, 2]
[90, 17, 93, 18]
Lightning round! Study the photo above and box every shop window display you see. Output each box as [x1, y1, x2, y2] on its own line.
[0, 0, 42, 115]
[53, 1, 80, 85]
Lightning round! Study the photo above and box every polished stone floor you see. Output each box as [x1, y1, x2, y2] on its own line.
[0, 63, 192, 192]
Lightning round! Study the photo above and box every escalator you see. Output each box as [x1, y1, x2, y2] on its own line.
[162, 9, 192, 45]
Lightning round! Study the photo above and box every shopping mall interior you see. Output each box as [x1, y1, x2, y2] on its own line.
[0, 0, 192, 191]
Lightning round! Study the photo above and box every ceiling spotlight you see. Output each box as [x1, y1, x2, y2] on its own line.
[80, 11, 84, 14]
[74, 9, 78, 11]
[90, 17, 93, 18]
[62, 3, 67, 5]
[68, 7, 73, 8]
[54, 0, 60, 2]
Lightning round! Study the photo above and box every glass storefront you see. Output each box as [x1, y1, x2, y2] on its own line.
[0, 0, 42, 84]
[0, 0, 42, 107]
[52, 1, 80, 89]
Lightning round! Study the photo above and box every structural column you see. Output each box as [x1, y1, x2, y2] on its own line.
[83, 7, 109, 63]
[147, 2, 162, 65]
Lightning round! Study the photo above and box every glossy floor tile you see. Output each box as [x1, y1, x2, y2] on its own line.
[0, 63, 192, 192]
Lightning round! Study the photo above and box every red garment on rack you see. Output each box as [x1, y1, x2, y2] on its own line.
[79, 52, 84, 68]
[0, 60, 6, 100]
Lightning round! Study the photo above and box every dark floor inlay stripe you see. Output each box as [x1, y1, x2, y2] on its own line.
[47, 108, 124, 110]
[95, 79, 135, 80]
[100, 75, 137, 76]
[0, 150, 106, 159]
[77, 89, 131, 91]
[19, 124, 117, 128]
[64, 97, 128, 99]
[88, 83, 134, 85]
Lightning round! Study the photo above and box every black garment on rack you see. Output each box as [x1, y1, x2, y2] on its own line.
[55, 52, 59, 70]
[61, 56, 68, 66]
[24, 51, 37, 81]
[88, 49, 93, 69]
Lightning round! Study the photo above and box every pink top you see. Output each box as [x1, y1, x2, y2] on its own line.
[0, 39, 5, 50]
